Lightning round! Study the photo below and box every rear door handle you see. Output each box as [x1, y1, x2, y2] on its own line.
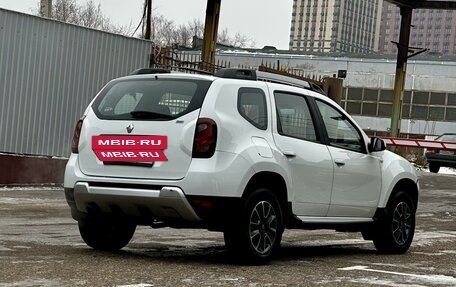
[334, 160, 345, 167]
[282, 150, 296, 158]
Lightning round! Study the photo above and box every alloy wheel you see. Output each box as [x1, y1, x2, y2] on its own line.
[249, 200, 278, 255]
[392, 201, 412, 245]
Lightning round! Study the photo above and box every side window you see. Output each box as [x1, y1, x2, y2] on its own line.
[274, 92, 317, 141]
[238, 88, 267, 130]
[316, 100, 365, 153]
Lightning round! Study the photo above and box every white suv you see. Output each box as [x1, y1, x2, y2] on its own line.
[64, 68, 419, 263]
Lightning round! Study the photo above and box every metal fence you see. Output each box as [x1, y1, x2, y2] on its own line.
[0, 8, 153, 157]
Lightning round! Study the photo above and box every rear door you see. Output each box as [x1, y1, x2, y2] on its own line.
[271, 91, 334, 216]
[78, 76, 212, 180]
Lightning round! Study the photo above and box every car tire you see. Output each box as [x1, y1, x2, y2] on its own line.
[429, 162, 440, 173]
[223, 188, 283, 264]
[372, 191, 416, 254]
[78, 219, 136, 251]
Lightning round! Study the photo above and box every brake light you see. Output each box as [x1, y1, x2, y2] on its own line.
[71, 117, 85, 153]
[192, 118, 217, 158]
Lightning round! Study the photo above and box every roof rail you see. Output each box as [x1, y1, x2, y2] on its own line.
[130, 68, 171, 75]
[214, 68, 325, 95]
[256, 71, 311, 90]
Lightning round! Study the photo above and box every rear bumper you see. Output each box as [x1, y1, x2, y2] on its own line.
[63, 151, 254, 226]
[66, 182, 201, 222]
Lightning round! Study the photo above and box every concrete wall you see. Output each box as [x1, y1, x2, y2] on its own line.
[0, 154, 67, 185]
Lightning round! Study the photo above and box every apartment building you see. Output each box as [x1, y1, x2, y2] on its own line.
[380, 1, 456, 55]
[289, 0, 383, 53]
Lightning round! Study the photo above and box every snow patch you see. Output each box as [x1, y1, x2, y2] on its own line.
[0, 279, 68, 287]
[414, 250, 456, 256]
[413, 230, 456, 247]
[424, 167, 456, 175]
[339, 265, 456, 285]
[0, 245, 13, 251]
[0, 186, 62, 191]
[347, 277, 428, 287]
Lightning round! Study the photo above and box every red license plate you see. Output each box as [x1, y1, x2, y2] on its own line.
[92, 135, 168, 162]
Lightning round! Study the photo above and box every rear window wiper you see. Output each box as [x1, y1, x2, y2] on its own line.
[130, 110, 175, 120]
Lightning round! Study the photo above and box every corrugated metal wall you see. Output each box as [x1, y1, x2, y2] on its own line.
[0, 8, 153, 157]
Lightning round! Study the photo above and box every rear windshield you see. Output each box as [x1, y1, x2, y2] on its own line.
[92, 78, 212, 120]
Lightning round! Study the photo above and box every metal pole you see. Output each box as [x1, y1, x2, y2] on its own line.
[390, 7, 413, 137]
[144, 0, 152, 40]
[40, 0, 52, 18]
[201, 0, 221, 71]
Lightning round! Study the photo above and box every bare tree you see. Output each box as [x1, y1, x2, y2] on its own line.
[217, 29, 256, 48]
[40, 1, 255, 46]
[162, 18, 254, 48]
[231, 32, 254, 48]
[187, 19, 204, 39]
[217, 28, 230, 45]
[79, 0, 104, 28]
[173, 24, 192, 47]
[151, 14, 176, 46]
[41, 0, 132, 35]
[51, 0, 79, 23]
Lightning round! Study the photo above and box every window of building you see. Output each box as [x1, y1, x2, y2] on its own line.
[429, 93, 446, 105]
[378, 104, 392, 117]
[429, 107, 445, 121]
[413, 91, 429, 104]
[362, 103, 377, 116]
[364, 89, 378, 101]
[347, 88, 363, 100]
[446, 108, 456, 121]
[403, 91, 411, 104]
[411, 105, 428, 120]
[402, 104, 411, 119]
[346, 102, 361, 115]
[448, 94, 456, 106]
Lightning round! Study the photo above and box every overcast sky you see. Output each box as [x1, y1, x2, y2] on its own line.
[0, 0, 293, 49]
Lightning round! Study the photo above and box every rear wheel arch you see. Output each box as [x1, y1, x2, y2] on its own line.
[242, 172, 288, 222]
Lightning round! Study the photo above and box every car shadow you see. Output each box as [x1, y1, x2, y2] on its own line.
[75, 241, 378, 266]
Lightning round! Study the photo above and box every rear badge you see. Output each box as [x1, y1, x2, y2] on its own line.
[126, 122, 134, 133]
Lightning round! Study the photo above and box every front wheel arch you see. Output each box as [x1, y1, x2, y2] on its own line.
[387, 178, 419, 211]
[372, 191, 416, 254]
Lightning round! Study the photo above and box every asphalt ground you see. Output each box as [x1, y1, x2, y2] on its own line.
[0, 172, 455, 287]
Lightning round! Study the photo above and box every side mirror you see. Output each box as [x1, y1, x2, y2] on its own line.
[369, 137, 386, 153]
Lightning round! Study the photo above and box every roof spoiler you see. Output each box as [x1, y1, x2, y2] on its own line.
[130, 68, 171, 75]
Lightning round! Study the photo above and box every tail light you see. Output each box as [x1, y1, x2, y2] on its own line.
[71, 117, 85, 153]
[192, 118, 217, 158]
